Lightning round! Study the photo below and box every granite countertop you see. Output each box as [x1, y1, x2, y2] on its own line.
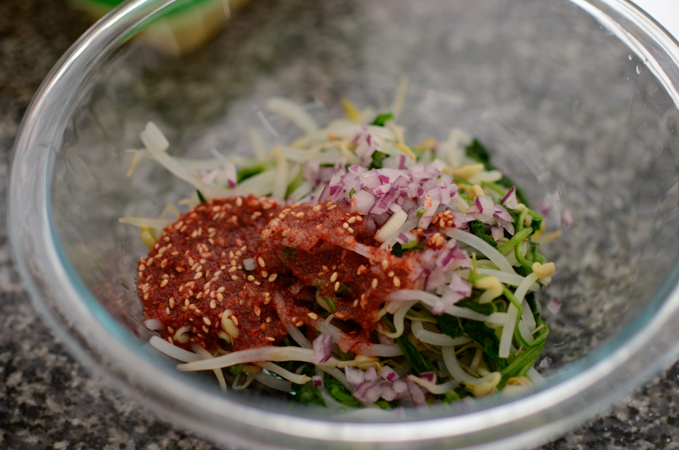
[2, 1, 679, 449]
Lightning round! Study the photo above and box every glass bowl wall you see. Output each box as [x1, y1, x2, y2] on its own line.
[9, 0, 679, 448]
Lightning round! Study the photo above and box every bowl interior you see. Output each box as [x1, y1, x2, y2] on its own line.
[42, 0, 679, 442]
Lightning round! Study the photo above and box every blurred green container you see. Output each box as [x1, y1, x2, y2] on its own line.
[69, 0, 249, 54]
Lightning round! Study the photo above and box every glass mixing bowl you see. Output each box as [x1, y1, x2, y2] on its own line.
[9, 0, 679, 448]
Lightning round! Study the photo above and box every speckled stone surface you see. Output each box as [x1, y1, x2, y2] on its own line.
[2, 1, 679, 449]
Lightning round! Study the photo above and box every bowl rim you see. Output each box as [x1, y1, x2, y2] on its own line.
[8, 0, 679, 448]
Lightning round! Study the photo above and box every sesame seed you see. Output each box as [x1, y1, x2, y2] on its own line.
[231, 275, 239, 281]
[214, 270, 222, 277]
[334, 312, 346, 319]
[388, 271, 395, 277]
[348, 217, 357, 224]
[236, 197, 243, 207]
[327, 204, 337, 211]
[229, 266, 238, 273]
[231, 316, 239, 326]
[217, 293, 224, 301]
[254, 281, 261, 286]
[254, 306, 261, 316]
[307, 312, 318, 320]
[263, 296, 271, 305]
[353, 299, 359, 307]
[169, 297, 175, 308]
[139, 264, 146, 271]
[347, 227, 354, 233]
[343, 222, 349, 229]
[268, 274, 278, 282]
[258, 257, 266, 268]
[204, 281, 211, 289]
[160, 259, 167, 268]
[210, 300, 216, 309]
[160, 279, 168, 288]
[194, 272, 203, 280]
[295, 321, 304, 327]
[247, 275, 255, 281]
[372, 278, 378, 289]
[282, 229, 290, 237]
[166, 307, 170, 315]
[330, 272, 338, 282]
[393, 277, 401, 287]
[334, 281, 340, 291]
[261, 271, 268, 278]
[266, 336, 275, 342]
[356, 216, 363, 221]
[266, 317, 272, 323]
[381, 260, 389, 270]
[203, 317, 212, 326]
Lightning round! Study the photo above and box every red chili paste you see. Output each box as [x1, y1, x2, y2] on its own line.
[137, 196, 421, 354]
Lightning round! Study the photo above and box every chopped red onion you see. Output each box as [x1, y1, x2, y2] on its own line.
[373, 183, 393, 196]
[380, 385, 399, 402]
[418, 198, 440, 229]
[395, 232, 411, 244]
[425, 268, 447, 291]
[312, 375, 323, 387]
[435, 239, 468, 271]
[223, 163, 237, 188]
[364, 366, 379, 382]
[491, 225, 505, 241]
[501, 186, 517, 208]
[433, 272, 472, 314]
[392, 379, 408, 395]
[313, 334, 335, 363]
[539, 357, 552, 369]
[352, 125, 382, 164]
[345, 366, 365, 388]
[475, 195, 495, 222]
[371, 190, 398, 215]
[431, 159, 447, 172]
[562, 209, 574, 227]
[406, 377, 428, 408]
[452, 211, 475, 228]
[547, 297, 561, 315]
[379, 366, 399, 383]
[419, 372, 437, 384]
[350, 190, 376, 215]
[354, 381, 384, 403]
[348, 165, 366, 175]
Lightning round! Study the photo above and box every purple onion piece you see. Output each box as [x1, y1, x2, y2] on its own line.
[501, 186, 517, 207]
[312, 334, 335, 364]
[406, 378, 428, 408]
[345, 366, 365, 388]
[364, 366, 379, 382]
[379, 365, 399, 382]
